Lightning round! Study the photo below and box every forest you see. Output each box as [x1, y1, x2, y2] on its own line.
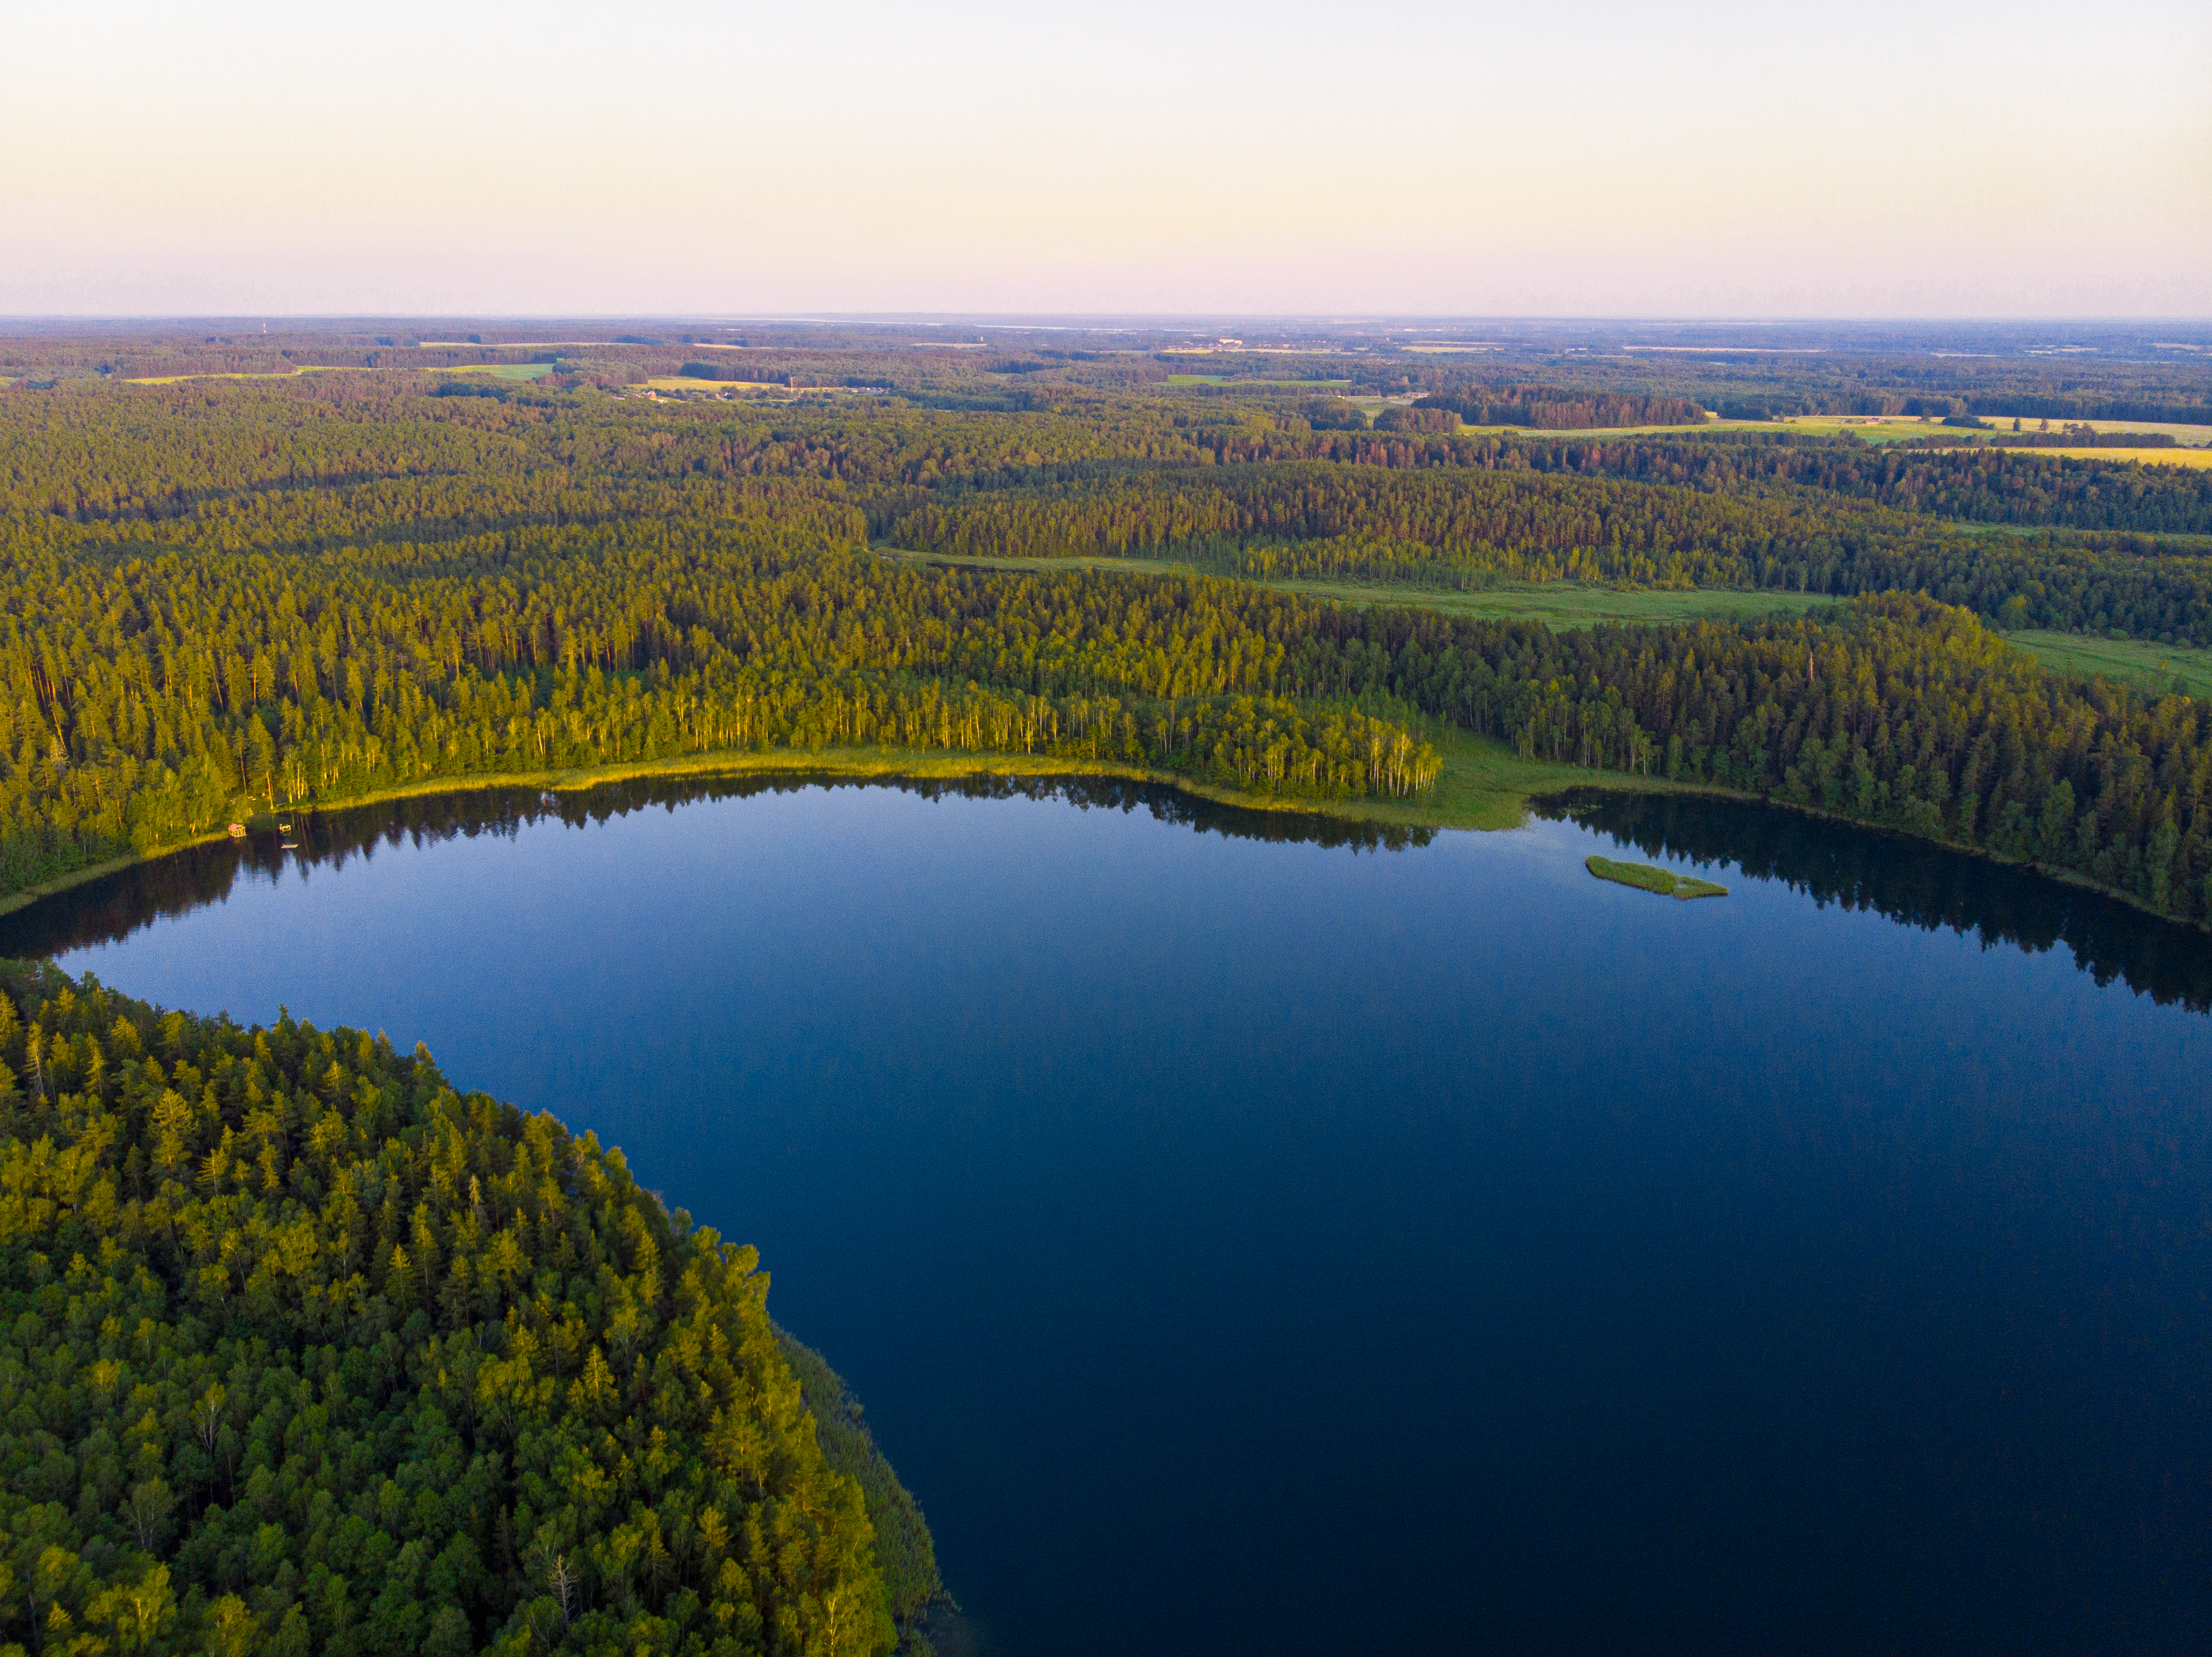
[3, 325, 2212, 1657]
[1408, 389, 1707, 429]
[876, 461, 2212, 641]
[0, 959, 922, 1655]
[9, 319, 2207, 426]
[1334, 593, 2212, 924]
[1, 348, 2208, 928]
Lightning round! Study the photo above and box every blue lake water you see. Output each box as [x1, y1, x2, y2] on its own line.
[6, 777, 2209, 1655]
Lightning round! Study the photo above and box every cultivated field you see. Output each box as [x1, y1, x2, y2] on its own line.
[1778, 413, 2212, 450]
[1167, 374, 1352, 387]
[126, 366, 369, 384]
[2010, 446, 2212, 468]
[637, 378, 789, 394]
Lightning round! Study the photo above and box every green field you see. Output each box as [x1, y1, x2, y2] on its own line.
[881, 548, 1832, 632]
[1226, 574, 1831, 629]
[2005, 630, 2212, 699]
[442, 362, 555, 381]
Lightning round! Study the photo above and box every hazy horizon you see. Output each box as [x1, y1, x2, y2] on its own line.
[3, 313, 2208, 331]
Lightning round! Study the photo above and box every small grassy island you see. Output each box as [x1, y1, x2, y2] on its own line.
[0, 961, 934, 1656]
[1586, 854, 1728, 901]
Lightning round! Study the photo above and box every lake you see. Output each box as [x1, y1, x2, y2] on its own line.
[5, 776, 2208, 1655]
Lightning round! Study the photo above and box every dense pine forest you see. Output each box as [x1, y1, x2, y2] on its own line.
[1, 336, 2209, 927]
[1, 322, 2211, 1657]
[0, 960, 918, 1655]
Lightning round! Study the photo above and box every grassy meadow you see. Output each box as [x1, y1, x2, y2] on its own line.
[1329, 721, 1706, 832]
[2005, 630, 2212, 700]
[881, 548, 1831, 631]
[441, 362, 556, 381]
[1226, 575, 1831, 629]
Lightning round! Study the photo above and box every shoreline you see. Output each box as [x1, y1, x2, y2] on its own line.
[1, 738, 2202, 937]
[0, 735, 1678, 918]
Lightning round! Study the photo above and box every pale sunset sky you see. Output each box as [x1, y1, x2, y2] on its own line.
[3, 0, 2206, 316]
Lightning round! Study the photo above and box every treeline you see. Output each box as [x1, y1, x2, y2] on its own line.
[10, 380, 2207, 565]
[926, 427, 2212, 538]
[1295, 430, 2212, 536]
[8, 521, 2209, 919]
[1490, 434, 2212, 534]
[0, 379, 1238, 532]
[1917, 430, 2181, 450]
[0, 960, 904, 1655]
[1411, 389, 1707, 430]
[774, 1333, 942, 1630]
[1996, 432, 2181, 449]
[1964, 395, 2212, 427]
[0, 536, 1442, 896]
[0, 774, 1438, 965]
[1608, 358, 2212, 430]
[0, 331, 1148, 403]
[880, 462, 1833, 584]
[1716, 394, 2212, 426]
[876, 463, 2212, 644]
[1297, 594, 2211, 924]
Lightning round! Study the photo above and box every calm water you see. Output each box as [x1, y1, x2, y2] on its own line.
[7, 778, 2210, 1656]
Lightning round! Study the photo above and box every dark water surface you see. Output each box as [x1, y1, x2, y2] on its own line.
[7, 777, 2210, 1656]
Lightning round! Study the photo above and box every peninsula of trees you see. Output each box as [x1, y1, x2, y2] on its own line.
[0, 960, 919, 1656]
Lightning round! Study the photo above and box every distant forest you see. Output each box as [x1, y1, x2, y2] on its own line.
[0, 327, 2207, 927]
[6, 318, 2208, 424]
[1409, 389, 1707, 429]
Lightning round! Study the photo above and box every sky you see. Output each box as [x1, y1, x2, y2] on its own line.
[3, 0, 2207, 318]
